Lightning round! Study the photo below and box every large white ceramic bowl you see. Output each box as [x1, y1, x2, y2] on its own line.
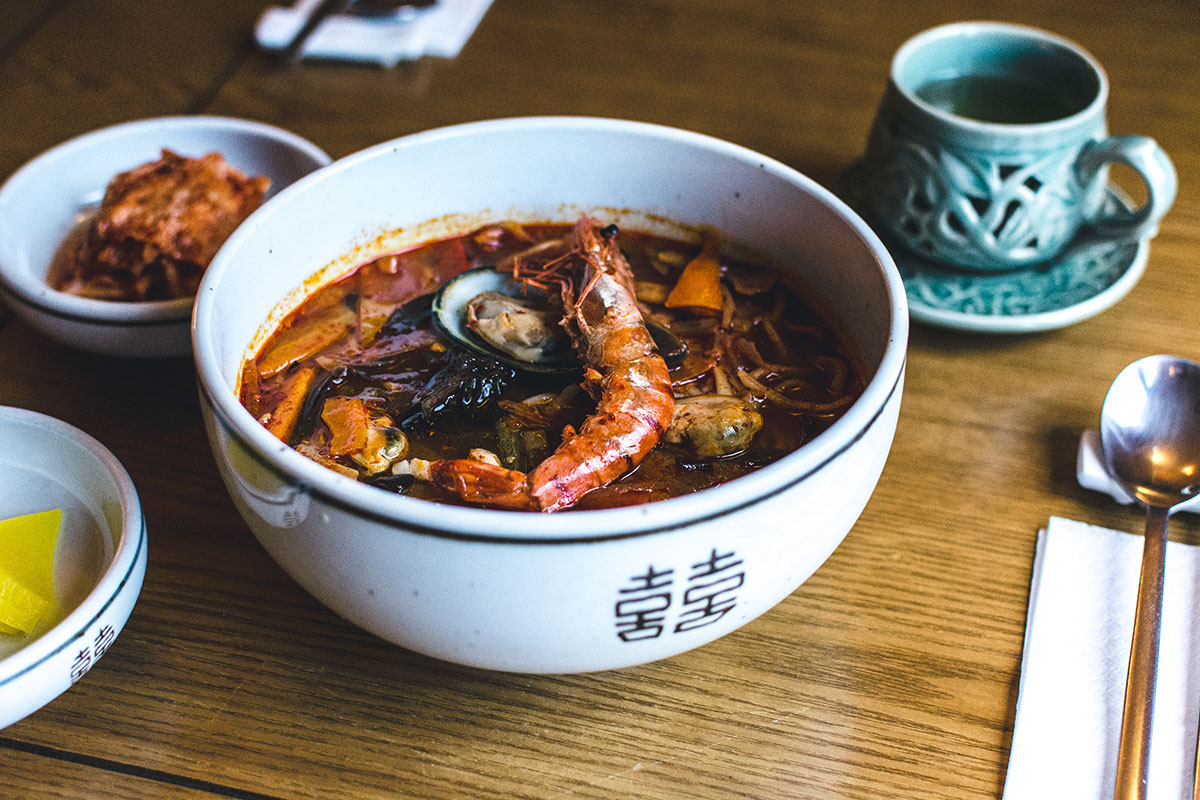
[0, 116, 331, 358]
[193, 117, 908, 673]
[0, 407, 146, 728]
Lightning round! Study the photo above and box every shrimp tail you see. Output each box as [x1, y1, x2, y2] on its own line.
[427, 459, 537, 512]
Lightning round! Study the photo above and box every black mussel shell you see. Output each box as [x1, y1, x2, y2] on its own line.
[431, 266, 578, 374]
[432, 265, 689, 373]
[646, 319, 688, 368]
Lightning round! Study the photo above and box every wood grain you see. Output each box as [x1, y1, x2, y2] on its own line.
[1, 0, 1199, 798]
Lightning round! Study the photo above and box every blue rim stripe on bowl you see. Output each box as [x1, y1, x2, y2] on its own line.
[202, 356, 904, 545]
[0, 515, 146, 687]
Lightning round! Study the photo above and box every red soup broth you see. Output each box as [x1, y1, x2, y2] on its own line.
[239, 222, 861, 510]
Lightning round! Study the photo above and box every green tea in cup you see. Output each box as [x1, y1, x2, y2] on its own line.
[914, 73, 1089, 124]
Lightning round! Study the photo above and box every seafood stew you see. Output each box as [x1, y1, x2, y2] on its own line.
[240, 218, 862, 512]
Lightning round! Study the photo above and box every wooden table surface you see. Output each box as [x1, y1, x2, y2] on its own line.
[2, 1, 1199, 798]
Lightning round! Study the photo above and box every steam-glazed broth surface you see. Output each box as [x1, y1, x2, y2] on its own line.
[240, 222, 861, 510]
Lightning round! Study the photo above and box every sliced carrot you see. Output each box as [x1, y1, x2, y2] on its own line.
[665, 234, 723, 315]
[322, 397, 370, 456]
[256, 303, 356, 378]
[261, 367, 316, 443]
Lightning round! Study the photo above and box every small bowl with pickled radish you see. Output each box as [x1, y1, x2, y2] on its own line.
[0, 115, 331, 358]
[0, 406, 146, 729]
[193, 116, 908, 673]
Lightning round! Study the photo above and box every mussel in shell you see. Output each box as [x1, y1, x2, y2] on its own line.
[432, 266, 688, 374]
[466, 291, 573, 366]
[432, 266, 577, 373]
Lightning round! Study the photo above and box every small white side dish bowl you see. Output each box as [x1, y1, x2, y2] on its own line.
[194, 117, 908, 673]
[0, 407, 146, 728]
[0, 116, 331, 358]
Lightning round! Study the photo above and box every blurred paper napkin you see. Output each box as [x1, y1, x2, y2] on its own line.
[1078, 429, 1200, 515]
[256, 0, 494, 66]
[1004, 516, 1200, 800]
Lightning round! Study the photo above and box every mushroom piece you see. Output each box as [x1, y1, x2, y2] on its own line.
[663, 395, 763, 458]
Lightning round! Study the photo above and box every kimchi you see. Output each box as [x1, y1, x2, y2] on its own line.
[50, 149, 269, 301]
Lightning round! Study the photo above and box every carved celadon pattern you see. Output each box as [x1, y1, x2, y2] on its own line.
[900, 235, 1138, 317]
[837, 168, 1146, 331]
[865, 131, 1085, 270]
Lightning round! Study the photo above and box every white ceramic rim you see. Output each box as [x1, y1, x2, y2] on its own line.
[0, 115, 331, 327]
[194, 116, 909, 542]
[890, 20, 1109, 137]
[0, 406, 146, 685]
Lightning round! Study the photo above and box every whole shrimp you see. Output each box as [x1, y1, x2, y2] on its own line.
[401, 217, 675, 512]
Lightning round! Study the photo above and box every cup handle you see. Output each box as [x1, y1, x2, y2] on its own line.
[1076, 136, 1177, 240]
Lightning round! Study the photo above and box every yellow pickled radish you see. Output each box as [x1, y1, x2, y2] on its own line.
[0, 509, 62, 634]
[0, 572, 52, 633]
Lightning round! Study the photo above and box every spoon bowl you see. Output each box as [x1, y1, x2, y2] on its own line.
[1101, 355, 1200, 508]
[1100, 354, 1200, 800]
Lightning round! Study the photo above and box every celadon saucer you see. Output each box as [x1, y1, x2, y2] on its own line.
[837, 175, 1149, 334]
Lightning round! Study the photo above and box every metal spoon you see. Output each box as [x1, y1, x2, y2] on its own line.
[1100, 355, 1200, 800]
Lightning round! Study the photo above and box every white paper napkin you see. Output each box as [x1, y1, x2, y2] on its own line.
[1004, 516, 1200, 800]
[255, 0, 495, 67]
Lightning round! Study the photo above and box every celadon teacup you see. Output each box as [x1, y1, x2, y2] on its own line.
[853, 21, 1176, 271]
